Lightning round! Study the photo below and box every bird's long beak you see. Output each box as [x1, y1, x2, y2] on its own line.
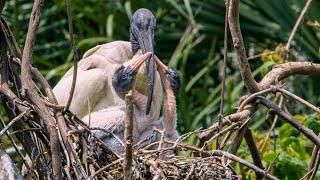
[125, 52, 152, 72]
[138, 30, 155, 114]
[155, 57, 172, 93]
[155, 57, 177, 134]
[155, 56, 167, 75]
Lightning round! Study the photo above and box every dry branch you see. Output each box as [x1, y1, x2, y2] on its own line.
[285, 0, 313, 51]
[65, 0, 79, 111]
[217, 0, 230, 149]
[20, 0, 62, 178]
[228, 0, 259, 93]
[259, 97, 320, 146]
[124, 91, 134, 180]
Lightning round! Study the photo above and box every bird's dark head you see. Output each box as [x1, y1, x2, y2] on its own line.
[130, 8, 156, 115]
[155, 57, 180, 98]
[166, 69, 180, 97]
[130, 8, 156, 55]
[112, 52, 152, 99]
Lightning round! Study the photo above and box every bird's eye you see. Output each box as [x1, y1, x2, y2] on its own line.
[121, 71, 128, 80]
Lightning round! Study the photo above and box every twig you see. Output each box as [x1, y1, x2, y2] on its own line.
[205, 121, 240, 148]
[0, 117, 35, 178]
[198, 105, 256, 148]
[184, 163, 196, 180]
[264, 153, 280, 180]
[259, 95, 283, 152]
[247, 51, 276, 61]
[42, 99, 65, 109]
[309, 149, 320, 180]
[10, 127, 41, 134]
[211, 150, 278, 180]
[238, 87, 275, 111]
[307, 134, 319, 179]
[65, 0, 79, 111]
[217, 0, 230, 150]
[244, 130, 264, 179]
[0, 108, 30, 137]
[275, 87, 320, 114]
[285, 0, 313, 51]
[124, 90, 133, 180]
[89, 158, 124, 179]
[259, 97, 320, 146]
[300, 167, 314, 180]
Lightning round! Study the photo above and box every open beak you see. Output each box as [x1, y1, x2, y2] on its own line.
[155, 56, 168, 74]
[126, 52, 152, 72]
[155, 56, 172, 93]
[155, 56, 180, 97]
[137, 30, 155, 114]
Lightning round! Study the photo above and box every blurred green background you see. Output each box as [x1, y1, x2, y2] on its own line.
[1, 0, 320, 179]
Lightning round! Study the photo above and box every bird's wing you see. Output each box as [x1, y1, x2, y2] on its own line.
[53, 67, 110, 118]
[61, 41, 132, 80]
[82, 106, 126, 135]
[82, 45, 102, 59]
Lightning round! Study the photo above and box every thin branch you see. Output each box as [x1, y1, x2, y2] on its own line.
[65, 0, 79, 111]
[247, 51, 276, 61]
[307, 134, 320, 180]
[199, 105, 256, 146]
[124, 90, 133, 180]
[228, 0, 259, 92]
[259, 95, 283, 152]
[211, 150, 278, 180]
[217, 0, 230, 149]
[259, 97, 320, 146]
[0, 117, 36, 178]
[89, 158, 124, 179]
[0, 108, 30, 137]
[309, 151, 320, 180]
[206, 121, 240, 147]
[275, 87, 320, 114]
[244, 130, 264, 179]
[285, 0, 313, 51]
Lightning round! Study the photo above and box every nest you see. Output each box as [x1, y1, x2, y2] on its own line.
[95, 153, 237, 179]
[89, 146, 237, 179]
[57, 116, 238, 179]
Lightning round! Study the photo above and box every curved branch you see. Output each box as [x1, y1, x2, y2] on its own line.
[228, 0, 259, 92]
[259, 62, 320, 90]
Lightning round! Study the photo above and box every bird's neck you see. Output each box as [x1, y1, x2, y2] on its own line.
[162, 78, 177, 135]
